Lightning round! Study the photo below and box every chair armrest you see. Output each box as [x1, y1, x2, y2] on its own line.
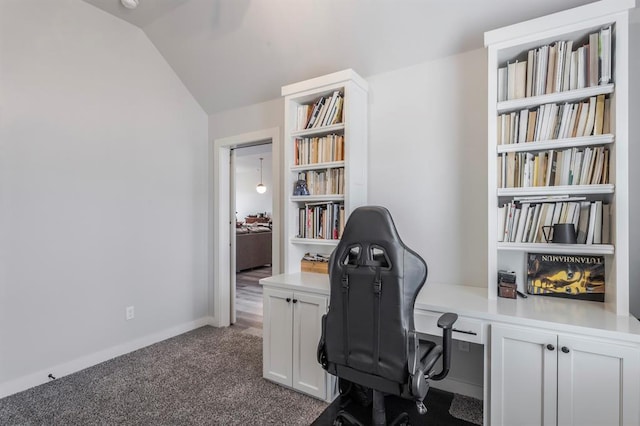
[437, 312, 458, 330]
[430, 312, 458, 381]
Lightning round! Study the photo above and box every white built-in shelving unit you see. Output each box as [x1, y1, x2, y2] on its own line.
[281, 69, 368, 273]
[486, 0, 635, 315]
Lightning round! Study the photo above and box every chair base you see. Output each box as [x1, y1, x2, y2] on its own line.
[333, 389, 413, 426]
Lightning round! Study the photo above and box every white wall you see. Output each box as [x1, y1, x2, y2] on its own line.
[0, 0, 208, 395]
[235, 148, 273, 221]
[629, 9, 640, 318]
[209, 98, 284, 141]
[367, 49, 488, 287]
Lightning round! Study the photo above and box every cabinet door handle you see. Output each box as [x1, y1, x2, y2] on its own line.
[547, 344, 555, 351]
[561, 346, 570, 353]
[292, 299, 298, 303]
[286, 297, 291, 303]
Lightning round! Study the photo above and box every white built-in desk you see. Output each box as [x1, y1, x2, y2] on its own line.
[261, 272, 640, 341]
[260, 273, 640, 425]
[416, 282, 640, 343]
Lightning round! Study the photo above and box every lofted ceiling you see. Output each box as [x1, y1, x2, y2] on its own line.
[82, 0, 598, 115]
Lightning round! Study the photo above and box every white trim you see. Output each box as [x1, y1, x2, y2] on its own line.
[484, 0, 636, 46]
[0, 317, 215, 399]
[281, 69, 368, 97]
[211, 127, 281, 327]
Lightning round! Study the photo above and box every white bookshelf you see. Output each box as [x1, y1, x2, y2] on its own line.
[485, 0, 636, 315]
[281, 70, 368, 273]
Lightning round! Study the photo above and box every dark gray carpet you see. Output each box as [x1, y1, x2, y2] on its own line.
[0, 326, 327, 425]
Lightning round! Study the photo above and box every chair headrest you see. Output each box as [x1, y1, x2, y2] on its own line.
[330, 206, 425, 276]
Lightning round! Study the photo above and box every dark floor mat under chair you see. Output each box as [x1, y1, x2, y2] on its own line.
[312, 388, 478, 426]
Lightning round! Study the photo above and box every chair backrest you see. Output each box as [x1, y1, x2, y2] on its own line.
[324, 206, 427, 384]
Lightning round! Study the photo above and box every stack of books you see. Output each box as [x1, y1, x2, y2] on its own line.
[498, 198, 609, 245]
[297, 202, 345, 240]
[498, 146, 609, 188]
[497, 94, 609, 145]
[294, 134, 344, 165]
[296, 168, 345, 196]
[296, 90, 344, 130]
[497, 26, 612, 101]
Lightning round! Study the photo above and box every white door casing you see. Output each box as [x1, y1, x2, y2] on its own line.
[211, 127, 281, 327]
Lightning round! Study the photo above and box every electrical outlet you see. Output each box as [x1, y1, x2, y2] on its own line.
[126, 306, 135, 320]
[458, 341, 470, 352]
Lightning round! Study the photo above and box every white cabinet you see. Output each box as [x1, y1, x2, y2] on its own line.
[263, 287, 293, 387]
[491, 323, 640, 426]
[556, 334, 640, 426]
[262, 286, 334, 401]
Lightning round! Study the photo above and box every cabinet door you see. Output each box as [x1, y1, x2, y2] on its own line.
[292, 291, 328, 400]
[491, 324, 558, 426]
[263, 287, 293, 386]
[557, 334, 640, 426]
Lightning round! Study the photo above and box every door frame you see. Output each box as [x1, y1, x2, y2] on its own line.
[210, 127, 281, 327]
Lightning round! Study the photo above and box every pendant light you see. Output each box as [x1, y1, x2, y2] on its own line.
[121, 0, 139, 9]
[256, 157, 267, 194]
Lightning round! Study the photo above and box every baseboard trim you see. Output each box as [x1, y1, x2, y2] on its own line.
[432, 377, 484, 400]
[0, 316, 216, 399]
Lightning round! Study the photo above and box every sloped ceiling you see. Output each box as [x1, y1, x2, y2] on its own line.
[83, 0, 597, 115]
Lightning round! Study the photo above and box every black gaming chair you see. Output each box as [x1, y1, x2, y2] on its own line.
[317, 206, 457, 426]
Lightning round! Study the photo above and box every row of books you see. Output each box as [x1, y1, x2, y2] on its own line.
[498, 26, 612, 101]
[498, 146, 609, 188]
[498, 199, 610, 245]
[296, 91, 344, 130]
[294, 134, 344, 166]
[296, 168, 345, 196]
[497, 94, 609, 145]
[297, 202, 345, 240]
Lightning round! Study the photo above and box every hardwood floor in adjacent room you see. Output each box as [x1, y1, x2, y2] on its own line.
[234, 266, 271, 337]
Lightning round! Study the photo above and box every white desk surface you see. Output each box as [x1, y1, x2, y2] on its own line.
[260, 272, 640, 343]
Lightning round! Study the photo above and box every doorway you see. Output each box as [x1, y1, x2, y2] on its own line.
[233, 144, 273, 335]
[211, 128, 280, 328]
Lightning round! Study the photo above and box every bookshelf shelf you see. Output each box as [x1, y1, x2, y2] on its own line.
[291, 161, 345, 172]
[497, 242, 614, 255]
[290, 195, 345, 203]
[291, 123, 345, 138]
[290, 238, 340, 246]
[282, 70, 368, 274]
[496, 84, 614, 114]
[497, 184, 615, 197]
[496, 134, 614, 154]
[485, 0, 634, 316]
